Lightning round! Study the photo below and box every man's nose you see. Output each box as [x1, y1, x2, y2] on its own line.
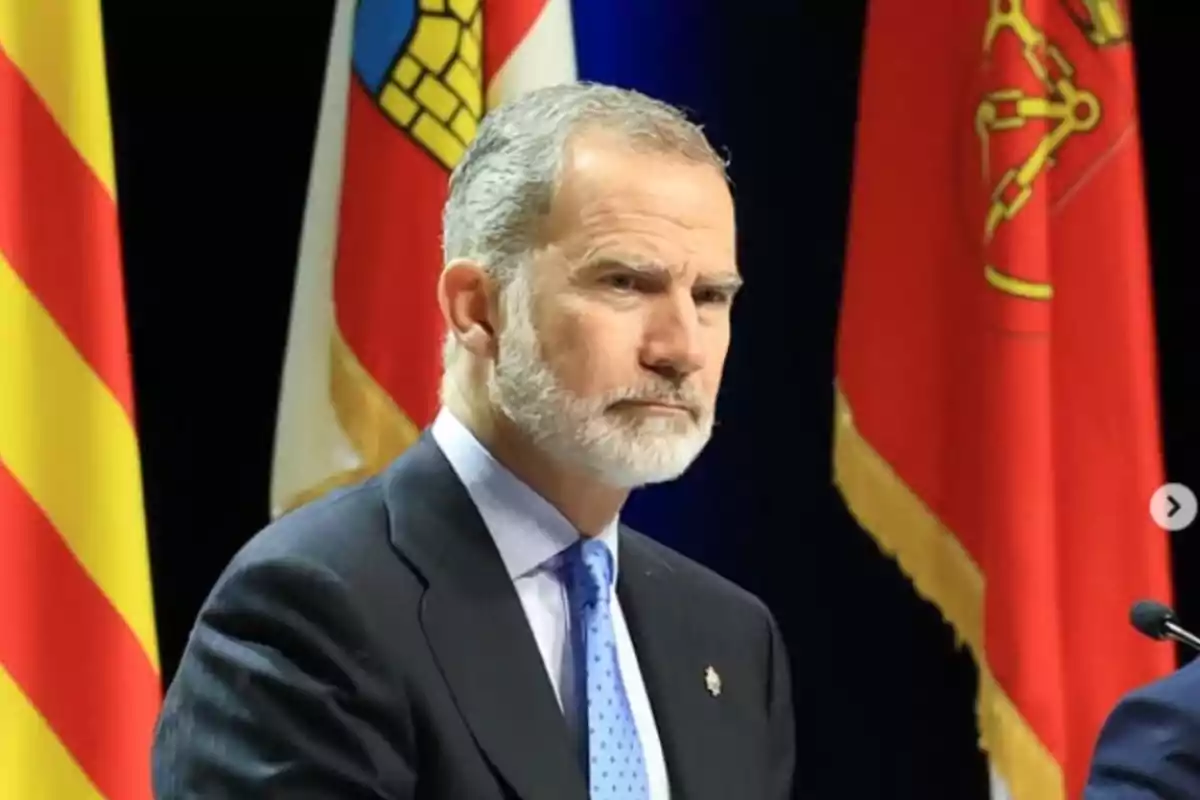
[640, 294, 705, 381]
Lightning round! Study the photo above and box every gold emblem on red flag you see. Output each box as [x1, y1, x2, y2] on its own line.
[973, 0, 1128, 304]
[1061, 0, 1129, 46]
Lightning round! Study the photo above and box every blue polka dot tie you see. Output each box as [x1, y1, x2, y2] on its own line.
[562, 538, 650, 799]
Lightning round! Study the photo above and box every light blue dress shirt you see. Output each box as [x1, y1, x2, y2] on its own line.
[431, 408, 670, 799]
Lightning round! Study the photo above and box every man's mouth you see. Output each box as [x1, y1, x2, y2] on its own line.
[610, 399, 695, 416]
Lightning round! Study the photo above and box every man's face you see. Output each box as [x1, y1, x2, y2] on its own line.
[488, 131, 740, 487]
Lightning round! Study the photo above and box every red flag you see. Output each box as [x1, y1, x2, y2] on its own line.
[271, 0, 578, 515]
[833, 0, 1172, 796]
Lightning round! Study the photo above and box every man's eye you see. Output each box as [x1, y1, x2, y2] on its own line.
[695, 287, 732, 305]
[603, 273, 638, 291]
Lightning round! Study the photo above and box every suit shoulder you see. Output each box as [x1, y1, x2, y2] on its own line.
[1115, 656, 1200, 714]
[221, 476, 394, 585]
[1087, 658, 1200, 795]
[622, 526, 774, 622]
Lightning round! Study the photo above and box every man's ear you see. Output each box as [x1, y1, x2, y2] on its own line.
[438, 259, 497, 358]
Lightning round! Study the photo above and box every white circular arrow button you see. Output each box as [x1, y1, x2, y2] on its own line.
[1151, 483, 1198, 531]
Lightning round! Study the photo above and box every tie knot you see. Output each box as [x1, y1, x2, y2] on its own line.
[563, 538, 613, 607]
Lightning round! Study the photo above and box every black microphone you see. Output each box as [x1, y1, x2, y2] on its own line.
[1130, 600, 1200, 653]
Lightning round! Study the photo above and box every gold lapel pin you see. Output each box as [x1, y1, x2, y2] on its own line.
[705, 665, 721, 697]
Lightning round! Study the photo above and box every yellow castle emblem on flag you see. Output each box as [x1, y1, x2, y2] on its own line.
[353, 0, 484, 171]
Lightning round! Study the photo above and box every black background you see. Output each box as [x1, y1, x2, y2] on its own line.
[99, 4, 1196, 797]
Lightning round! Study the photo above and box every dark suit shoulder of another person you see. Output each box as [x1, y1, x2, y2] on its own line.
[151, 435, 795, 800]
[1086, 656, 1200, 799]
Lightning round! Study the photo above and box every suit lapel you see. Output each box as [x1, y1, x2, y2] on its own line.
[384, 436, 588, 800]
[617, 531, 743, 800]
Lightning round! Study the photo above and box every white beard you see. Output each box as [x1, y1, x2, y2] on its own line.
[486, 273, 714, 488]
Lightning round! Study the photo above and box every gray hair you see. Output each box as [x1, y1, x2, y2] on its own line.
[438, 82, 728, 397]
[442, 81, 726, 281]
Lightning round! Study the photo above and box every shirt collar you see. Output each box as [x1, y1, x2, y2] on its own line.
[430, 408, 620, 581]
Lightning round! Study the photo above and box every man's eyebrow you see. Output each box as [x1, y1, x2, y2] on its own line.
[580, 256, 744, 292]
[582, 254, 666, 272]
[574, 257, 672, 284]
[587, 255, 741, 278]
[700, 272, 744, 291]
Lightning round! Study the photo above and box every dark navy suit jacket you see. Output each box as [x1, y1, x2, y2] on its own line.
[151, 432, 796, 799]
[1086, 656, 1200, 798]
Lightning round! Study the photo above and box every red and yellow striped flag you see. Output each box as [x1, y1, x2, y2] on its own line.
[0, 2, 160, 798]
[271, 0, 577, 515]
[835, 0, 1171, 797]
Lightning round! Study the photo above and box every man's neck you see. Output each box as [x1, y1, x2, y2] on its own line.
[452, 403, 627, 537]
